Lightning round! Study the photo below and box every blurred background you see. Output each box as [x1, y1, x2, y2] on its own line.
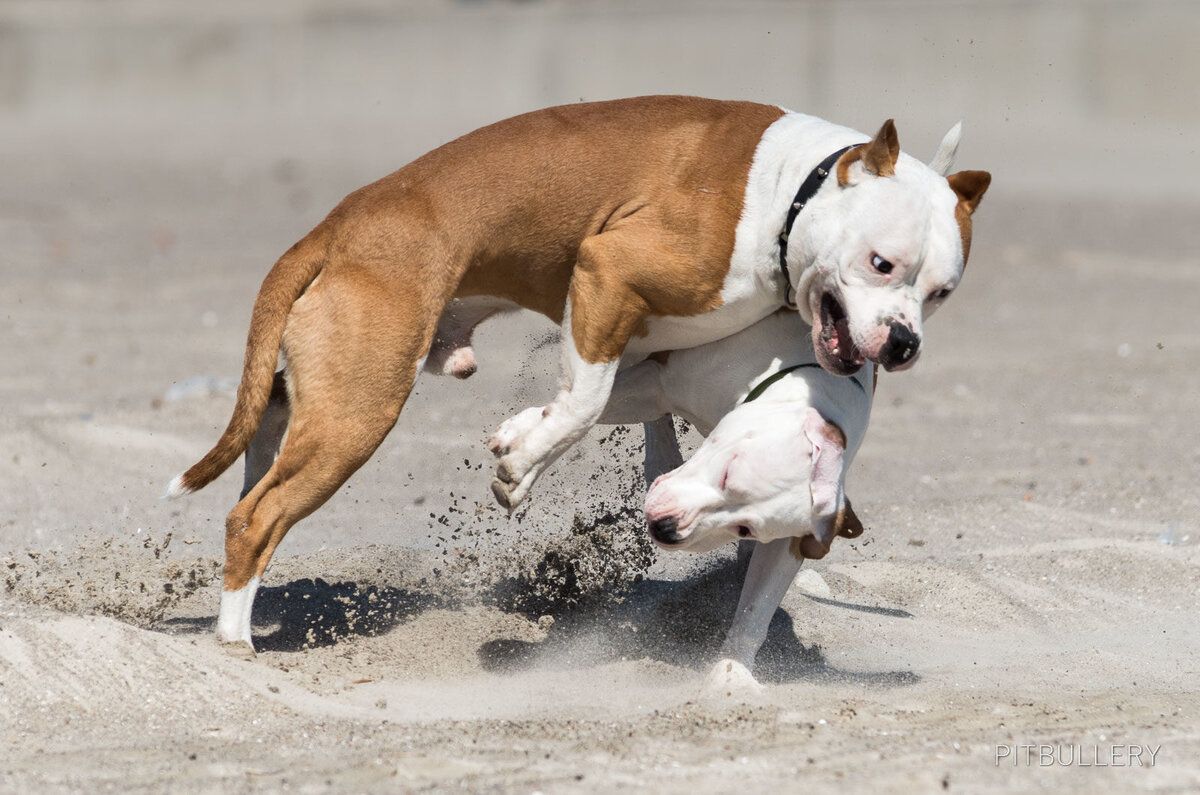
[2, 0, 1197, 200]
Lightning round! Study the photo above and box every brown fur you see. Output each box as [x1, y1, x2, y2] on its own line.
[790, 498, 863, 561]
[947, 170, 991, 265]
[836, 119, 900, 185]
[177, 96, 786, 591]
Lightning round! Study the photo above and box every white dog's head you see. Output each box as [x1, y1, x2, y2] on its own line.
[793, 120, 991, 376]
[644, 406, 858, 555]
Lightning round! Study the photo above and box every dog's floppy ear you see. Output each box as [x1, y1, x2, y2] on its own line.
[835, 497, 864, 539]
[837, 119, 900, 185]
[790, 495, 864, 561]
[947, 170, 991, 215]
[929, 121, 963, 176]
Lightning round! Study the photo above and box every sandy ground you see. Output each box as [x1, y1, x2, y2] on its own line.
[3, 111, 1200, 792]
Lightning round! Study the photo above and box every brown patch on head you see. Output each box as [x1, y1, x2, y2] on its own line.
[835, 497, 864, 539]
[837, 119, 899, 185]
[788, 497, 865, 561]
[824, 420, 847, 448]
[791, 534, 829, 561]
[946, 170, 991, 265]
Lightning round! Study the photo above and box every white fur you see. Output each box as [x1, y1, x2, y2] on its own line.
[490, 299, 620, 510]
[628, 111, 867, 359]
[789, 121, 968, 373]
[713, 536, 802, 689]
[629, 311, 872, 550]
[163, 473, 192, 500]
[217, 576, 261, 653]
[425, 297, 518, 378]
[703, 657, 766, 696]
[601, 310, 874, 689]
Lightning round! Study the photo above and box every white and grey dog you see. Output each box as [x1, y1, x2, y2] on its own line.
[600, 309, 872, 692]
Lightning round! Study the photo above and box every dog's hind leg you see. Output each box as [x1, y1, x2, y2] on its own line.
[217, 267, 439, 653]
[424, 296, 517, 379]
[641, 416, 683, 487]
[241, 370, 290, 499]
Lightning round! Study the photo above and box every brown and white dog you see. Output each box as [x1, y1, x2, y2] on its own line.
[167, 96, 989, 652]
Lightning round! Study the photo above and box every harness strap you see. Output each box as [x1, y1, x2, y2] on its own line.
[741, 362, 867, 405]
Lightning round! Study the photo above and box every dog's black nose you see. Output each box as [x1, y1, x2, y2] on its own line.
[648, 515, 683, 545]
[879, 323, 920, 370]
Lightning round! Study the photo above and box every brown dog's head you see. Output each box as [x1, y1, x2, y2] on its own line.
[794, 120, 990, 376]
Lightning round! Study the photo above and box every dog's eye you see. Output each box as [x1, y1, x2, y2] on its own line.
[871, 254, 895, 275]
[931, 287, 953, 301]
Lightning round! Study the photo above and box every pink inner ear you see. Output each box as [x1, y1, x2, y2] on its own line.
[804, 412, 845, 519]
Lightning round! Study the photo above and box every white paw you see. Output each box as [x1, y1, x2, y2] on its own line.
[703, 659, 766, 696]
[487, 406, 544, 456]
[441, 346, 478, 379]
[491, 453, 542, 512]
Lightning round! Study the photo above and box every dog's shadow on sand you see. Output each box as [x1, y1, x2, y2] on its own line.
[158, 578, 442, 653]
[158, 557, 917, 687]
[478, 555, 920, 688]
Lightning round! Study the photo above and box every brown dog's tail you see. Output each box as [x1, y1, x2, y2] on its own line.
[165, 226, 328, 499]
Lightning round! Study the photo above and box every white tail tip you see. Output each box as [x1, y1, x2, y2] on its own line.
[164, 473, 193, 500]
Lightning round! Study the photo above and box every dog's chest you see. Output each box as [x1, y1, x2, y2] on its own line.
[628, 276, 778, 357]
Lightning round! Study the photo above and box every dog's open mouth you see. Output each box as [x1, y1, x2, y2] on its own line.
[814, 292, 865, 375]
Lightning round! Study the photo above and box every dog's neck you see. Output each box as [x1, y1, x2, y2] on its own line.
[776, 144, 857, 310]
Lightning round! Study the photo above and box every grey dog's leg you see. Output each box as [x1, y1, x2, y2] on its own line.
[719, 537, 803, 669]
[641, 415, 683, 487]
[241, 371, 290, 499]
[596, 359, 681, 487]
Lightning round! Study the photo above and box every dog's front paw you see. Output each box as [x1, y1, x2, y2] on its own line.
[703, 658, 766, 697]
[487, 406, 544, 456]
[490, 454, 540, 513]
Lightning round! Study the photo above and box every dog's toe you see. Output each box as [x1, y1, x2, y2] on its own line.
[491, 478, 514, 511]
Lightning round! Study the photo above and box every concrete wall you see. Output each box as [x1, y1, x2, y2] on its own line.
[2, 0, 1197, 199]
